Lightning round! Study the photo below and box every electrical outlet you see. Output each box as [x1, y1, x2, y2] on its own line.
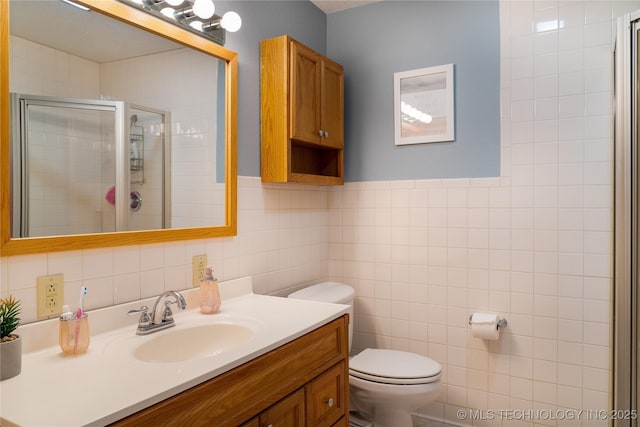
[192, 254, 208, 287]
[37, 274, 64, 319]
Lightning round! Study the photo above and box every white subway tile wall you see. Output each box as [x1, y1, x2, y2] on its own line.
[2, 1, 639, 426]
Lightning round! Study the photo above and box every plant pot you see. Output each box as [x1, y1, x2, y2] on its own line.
[1, 335, 22, 380]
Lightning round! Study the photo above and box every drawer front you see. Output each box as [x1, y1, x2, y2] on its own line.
[306, 361, 347, 426]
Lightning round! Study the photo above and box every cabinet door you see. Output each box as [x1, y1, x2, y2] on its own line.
[320, 58, 344, 149]
[260, 388, 306, 427]
[290, 41, 321, 145]
[306, 362, 347, 426]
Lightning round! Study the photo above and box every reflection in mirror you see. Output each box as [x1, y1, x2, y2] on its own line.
[400, 73, 446, 138]
[394, 64, 455, 146]
[0, 0, 237, 255]
[9, 0, 225, 237]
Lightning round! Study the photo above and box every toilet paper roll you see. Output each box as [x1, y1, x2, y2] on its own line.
[469, 312, 501, 340]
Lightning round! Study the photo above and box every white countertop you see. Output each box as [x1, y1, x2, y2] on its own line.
[0, 277, 349, 427]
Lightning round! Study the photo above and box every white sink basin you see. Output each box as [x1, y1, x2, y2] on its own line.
[134, 323, 254, 363]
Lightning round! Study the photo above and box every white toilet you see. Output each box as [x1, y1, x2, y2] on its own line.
[288, 282, 442, 427]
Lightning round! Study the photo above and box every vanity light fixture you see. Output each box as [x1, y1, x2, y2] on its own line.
[117, 0, 241, 46]
[192, 0, 215, 19]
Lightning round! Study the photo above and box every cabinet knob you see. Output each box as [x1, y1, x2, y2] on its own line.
[326, 398, 334, 407]
[318, 130, 324, 136]
[324, 131, 329, 138]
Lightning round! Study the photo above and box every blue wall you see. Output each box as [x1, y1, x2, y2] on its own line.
[220, 1, 327, 177]
[327, 1, 501, 181]
[219, 1, 500, 182]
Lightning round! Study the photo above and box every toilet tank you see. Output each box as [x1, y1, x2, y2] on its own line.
[288, 282, 355, 351]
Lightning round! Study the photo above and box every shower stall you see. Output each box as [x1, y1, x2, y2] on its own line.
[615, 10, 640, 426]
[10, 93, 170, 238]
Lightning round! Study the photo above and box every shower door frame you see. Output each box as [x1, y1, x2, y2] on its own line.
[614, 11, 640, 427]
[126, 102, 172, 230]
[10, 93, 128, 236]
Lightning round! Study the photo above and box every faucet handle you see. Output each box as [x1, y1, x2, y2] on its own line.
[162, 300, 175, 323]
[127, 306, 151, 327]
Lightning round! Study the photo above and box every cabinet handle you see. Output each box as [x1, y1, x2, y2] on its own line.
[324, 131, 329, 138]
[318, 130, 324, 136]
[326, 398, 334, 407]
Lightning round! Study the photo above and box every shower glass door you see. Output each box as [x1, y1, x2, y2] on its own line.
[614, 11, 640, 426]
[11, 95, 126, 237]
[127, 105, 170, 231]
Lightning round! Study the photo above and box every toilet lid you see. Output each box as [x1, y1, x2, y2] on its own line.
[349, 349, 442, 385]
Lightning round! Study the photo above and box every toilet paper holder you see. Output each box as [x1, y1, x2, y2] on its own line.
[468, 314, 508, 329]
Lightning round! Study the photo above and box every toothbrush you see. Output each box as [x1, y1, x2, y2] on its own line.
[73, 286, 87, 354]
[76, 286, 87, 319]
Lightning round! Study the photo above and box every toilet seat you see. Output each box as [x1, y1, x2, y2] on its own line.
[349, 349, 442, 385]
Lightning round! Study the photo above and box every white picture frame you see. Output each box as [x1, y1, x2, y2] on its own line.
[394, 64, 455, 145]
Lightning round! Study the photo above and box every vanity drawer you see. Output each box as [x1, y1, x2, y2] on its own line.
[306, 361, 347, 426]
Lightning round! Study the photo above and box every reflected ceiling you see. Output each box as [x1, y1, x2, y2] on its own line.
[10, 0, 182, 63]
[310, 0, 381, 14]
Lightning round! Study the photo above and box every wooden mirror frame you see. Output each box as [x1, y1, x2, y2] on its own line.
[0, 0, 237, 256]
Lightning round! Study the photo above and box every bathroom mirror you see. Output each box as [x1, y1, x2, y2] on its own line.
[0, 0, 237, 256]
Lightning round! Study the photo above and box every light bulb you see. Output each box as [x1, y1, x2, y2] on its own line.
[189, 20, 204, 31]
[165, 0, 184, 6]
[160, 7, 176, 19]
[220, 11, 242, 32]
[193, 0, 215, 19]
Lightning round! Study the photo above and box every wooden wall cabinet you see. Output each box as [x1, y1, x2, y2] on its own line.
[111, 315, 349, 427]
[261, 35, 344, 185]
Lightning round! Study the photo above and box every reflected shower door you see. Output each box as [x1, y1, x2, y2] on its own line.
[11, 95, 126, 237]
[614, 11, 640, 427]
[127, 105, 170, 231]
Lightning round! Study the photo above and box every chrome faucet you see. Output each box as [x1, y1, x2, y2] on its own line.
[127, 290, 187, 335]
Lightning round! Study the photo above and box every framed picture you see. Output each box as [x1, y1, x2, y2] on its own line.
[394, 64, 455, 145]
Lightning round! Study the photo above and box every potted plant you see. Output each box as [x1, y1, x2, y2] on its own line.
[1, 295, 22, 380]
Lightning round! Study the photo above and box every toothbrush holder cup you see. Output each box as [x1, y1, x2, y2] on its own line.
[59, 314, 90, 355]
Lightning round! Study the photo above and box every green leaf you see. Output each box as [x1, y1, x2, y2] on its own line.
[0, 295, 21, 338]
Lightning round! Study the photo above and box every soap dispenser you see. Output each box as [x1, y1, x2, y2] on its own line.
[199, 266, 221, 314]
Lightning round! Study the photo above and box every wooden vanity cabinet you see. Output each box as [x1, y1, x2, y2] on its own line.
[110, 315, 349, 427]
[261, 35, 344, 185]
